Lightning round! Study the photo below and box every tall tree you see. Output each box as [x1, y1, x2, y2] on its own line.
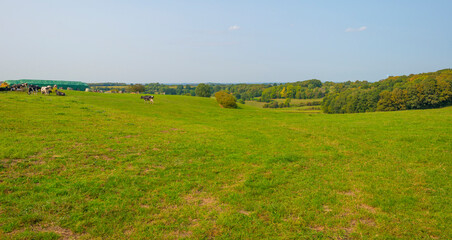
[195, 83, 211, 97]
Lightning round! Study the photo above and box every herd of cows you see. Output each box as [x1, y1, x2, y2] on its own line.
[2, 82, 156, 103]
[1, 83, 66, 96]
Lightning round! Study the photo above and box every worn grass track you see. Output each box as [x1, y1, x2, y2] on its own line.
[0, 91, 451, 239]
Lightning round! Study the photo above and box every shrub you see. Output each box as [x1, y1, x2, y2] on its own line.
[215, 91, 237, 108]
[284, 98, 291, 107]
[263, 101, 280, 108]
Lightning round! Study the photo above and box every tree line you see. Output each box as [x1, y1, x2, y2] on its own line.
[88, 69, 451, 113]
[141, 79, 329, 102]
[321, 69, 452, 113]
[88, 82, 127, 87]
[89, 79, 331, 101]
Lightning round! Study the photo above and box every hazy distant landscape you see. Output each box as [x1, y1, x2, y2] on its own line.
[87, 69, 452, 114]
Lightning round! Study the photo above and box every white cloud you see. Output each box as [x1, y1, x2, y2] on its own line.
[345, 26, 367, 32]
[228, 25, 240, 31]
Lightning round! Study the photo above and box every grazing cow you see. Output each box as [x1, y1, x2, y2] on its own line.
[41, 86, 52, 95]
[140, 95, 154, 104]
[27, 84, 40, 95]
[10, 84, 24, 91]
[55, 90, 66, 96]
[16, 83, 28, 91]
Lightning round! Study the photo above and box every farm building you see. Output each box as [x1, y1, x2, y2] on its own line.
[4, 79, 89, 91]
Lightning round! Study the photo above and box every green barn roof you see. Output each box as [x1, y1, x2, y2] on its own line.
[4, 79, 89, 91]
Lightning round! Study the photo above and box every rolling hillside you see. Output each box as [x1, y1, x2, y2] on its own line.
[1, 91, 451, 239]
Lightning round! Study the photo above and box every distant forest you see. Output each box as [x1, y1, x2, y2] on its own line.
[89, 69, 452, 113]
[140, 79, 331, 101]
[321, 69, 452, 113]
[88, 82, 127, 87]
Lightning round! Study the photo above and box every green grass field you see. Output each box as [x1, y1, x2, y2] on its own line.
[1, 91, 451, 239]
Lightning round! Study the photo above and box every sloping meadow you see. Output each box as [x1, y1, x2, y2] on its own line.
[0, 91, 451, 239]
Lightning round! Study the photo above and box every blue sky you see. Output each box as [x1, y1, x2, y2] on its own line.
[0, 0, 451, 83]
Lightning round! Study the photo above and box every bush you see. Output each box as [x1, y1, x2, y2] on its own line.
[215, 91, 237, 108]
[284, 98, 291, 107]
[263, 101, 280, 108]
[307, 101, 321, 106]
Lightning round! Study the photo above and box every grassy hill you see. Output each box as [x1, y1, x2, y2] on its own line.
[1, 91, 451, 239]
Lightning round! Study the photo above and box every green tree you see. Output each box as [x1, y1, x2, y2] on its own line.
[376, 90, 395, 111]
[284, 98, 291, 107]
[129, 84, 145, 93]
[195, 83, 211, 97]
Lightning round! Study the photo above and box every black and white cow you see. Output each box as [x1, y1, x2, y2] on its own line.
[27, 84, 40, 95]
[11, 83, 27, 91]
[55, 90, 66, 96]
[140, 95, 154, 104]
